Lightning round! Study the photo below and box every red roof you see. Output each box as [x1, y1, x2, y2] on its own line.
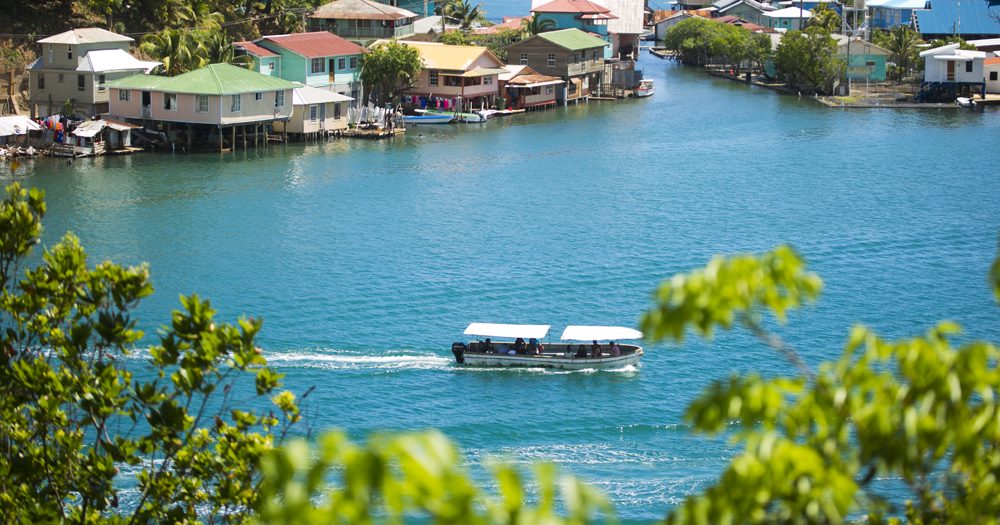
[532, 0, 614, 15]
[473, 16, 528, 34]
[986, 57, 1000, 65]
[258, 32, 366, 59]
[234, 41, 279, 58]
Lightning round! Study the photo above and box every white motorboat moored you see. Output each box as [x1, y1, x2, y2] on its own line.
[635, 79, 655, 98]
[451, 323, 644, 370]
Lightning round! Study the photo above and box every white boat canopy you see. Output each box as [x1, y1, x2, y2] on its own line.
[464, 323, 550, 339]
[560, 326, 644, 342]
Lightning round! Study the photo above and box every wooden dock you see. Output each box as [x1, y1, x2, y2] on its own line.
[342, 127, 404, 139]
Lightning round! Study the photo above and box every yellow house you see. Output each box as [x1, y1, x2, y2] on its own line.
[382, 41, 506, 112]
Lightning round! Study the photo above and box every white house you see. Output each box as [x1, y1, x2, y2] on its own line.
[762, 7, 812, 31]
[653, 12, 706, 41]
[919, 43, 987, 84]
[273, 83, 353, 137]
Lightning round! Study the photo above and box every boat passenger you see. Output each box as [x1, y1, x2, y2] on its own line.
[483, 338, 495, 353]
[610, 341, 621, 357]
[591, 340, 602, 358]
[514, 337, 526, 354]
[574, 345, 588, 358]
[528, 338, 543, 355]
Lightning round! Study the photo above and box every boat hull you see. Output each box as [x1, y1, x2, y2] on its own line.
[455, 348, 643, 370]
[403, 115, 453, 124]
[636, 88, 654, 98]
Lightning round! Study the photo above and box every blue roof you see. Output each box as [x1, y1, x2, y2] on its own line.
[915, 0, 1000, 36]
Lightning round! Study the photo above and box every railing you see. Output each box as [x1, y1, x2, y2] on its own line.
[141, 107, 151, 119]
[323, 26, 415, 39]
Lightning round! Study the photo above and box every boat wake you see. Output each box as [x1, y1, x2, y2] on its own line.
[264, 349, 452, 370]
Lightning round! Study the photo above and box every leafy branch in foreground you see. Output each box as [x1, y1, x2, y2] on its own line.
[252, 430, 614, 525]
[0, 183, 299, 524]
[643, 246, 1000, 524]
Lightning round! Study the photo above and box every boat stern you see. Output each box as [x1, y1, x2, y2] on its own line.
[451, 342, 467, 364]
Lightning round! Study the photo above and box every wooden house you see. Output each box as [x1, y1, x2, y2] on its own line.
[27, 28, 159, 118]
[498, 65, 564, 110]
[274, 83, 354, 138]
[835, 36, 891, 82]
[108, 63, 295, 151]
[653, 12, 707, 41]
[712, 0, 774, 25]
[986, 57, 1000, 94]
[762, 7, 812, 30]
[308, 0, 418, 46]
[505, 28, 608, 104]
[529, 0, 616, 54]
[389, 41, 506, 111]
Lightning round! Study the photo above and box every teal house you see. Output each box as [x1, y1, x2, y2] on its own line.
[530, 0, 618, 58]
[242, 32, 367, 101]
[836, 36, 890, 82]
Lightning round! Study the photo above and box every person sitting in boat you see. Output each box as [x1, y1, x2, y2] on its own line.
[482, 338, 495, 353]
[513, 337, 526, 354]
[610, 341, 621, 357]
[528, 338, 542, 355]
[574, 345, 588, 358]
[591, 340, 603, 358]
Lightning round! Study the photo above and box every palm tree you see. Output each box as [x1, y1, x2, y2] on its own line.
[521, 13, 555, 36]
[444, 0, 486, 32]
[200, 31, 253, 69]
[876, 26, 922, 80]
[140, 29, 199, 76]
[806, 4, 841, 34]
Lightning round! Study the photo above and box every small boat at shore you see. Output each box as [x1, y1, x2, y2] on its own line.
[418, 109, 486, 123]
[451, 323, 644, 370]
[402, 114, 454, 124]
[956, 96, 974, 108]
[636, 79, 655, 98]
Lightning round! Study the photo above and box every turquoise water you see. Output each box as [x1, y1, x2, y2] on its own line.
[5, 57, 1000, 521]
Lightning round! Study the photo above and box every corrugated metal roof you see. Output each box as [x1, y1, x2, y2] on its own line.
[234, 41, 280, 58]
[532, 0, 614, 14]
[593, 0, 645, 33]
[984, 56, 1000, 64]
[915, 0, 1000, 36]
[311, 0, 418, 20]
[763, 6, 813, 17]
[108, 63, 296, 95]
[38, 28, 133, 44]
[535, 28, 610, 50]
[393, 41, 504, 71]
[76, 49, 160, 73]
[291, 84, 354, 105]
[258, 32, 367, 59]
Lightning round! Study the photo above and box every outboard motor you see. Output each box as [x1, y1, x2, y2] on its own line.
[451, 342, 467, 364]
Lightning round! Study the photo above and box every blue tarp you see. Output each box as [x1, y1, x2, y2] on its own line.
[915, 0, 1000, 36]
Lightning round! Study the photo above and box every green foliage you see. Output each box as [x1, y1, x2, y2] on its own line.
[253, 429, 615, 525]
[872, 26, 923, 81]
[807, 3, 841, 33]
[440, 28, 523, 62]
[773, 28, 843, 93]
[644, 246, 1000, 524]
[522, 13, 555, 36]
[443, 0, 487, 31]
[139, 9, 249, 76]
[360, 41, 423, 107]
[663, 18, 769, 72]
[0, 182, 299, 523]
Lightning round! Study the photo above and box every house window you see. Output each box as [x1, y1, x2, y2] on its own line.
[78, 75, 85, 91]
[338, 57, 346, 70]
[119, 89, 130, 102]
[545, 85, 553, 95]
[67, 45, 73, 60]
[547, 53, 555, 67]
[255, 92, 263, 101]
[231, 94, 241, 112]
[593, 49, 599, 60]
[268, 61, 275, 71]
[275, 90, 285, 107]
[311, 58, 324, 74]
[98, 74, 106, 91]
[309, 104, 318, 121]
[48, 45, 53, 64]
[484, 75, 493, 85]
[334, 102, 341, 119]
[966, 60, 973, 73]
[38, 74, 44, 90]
[196, 94, 209, 112]
[991, 71, 999, 81]
[429, 70, 438, 86]
[520, 53, 528, 65]
[58, 73, 64, 83]
[350, 57, 357, 69]
[164, 92, 177, 110]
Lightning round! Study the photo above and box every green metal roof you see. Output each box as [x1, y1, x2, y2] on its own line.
[535, 29, 608, 51]
[107, 63, 295, 95]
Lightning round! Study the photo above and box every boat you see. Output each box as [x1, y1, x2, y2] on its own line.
[636, 79, 655, 98]
[451, 323, 644, 370]
[956, 96, 974, 108]
[475, 109, 500, 120]
[418, 109, 486, 123]
[402, 114, 454, 124]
